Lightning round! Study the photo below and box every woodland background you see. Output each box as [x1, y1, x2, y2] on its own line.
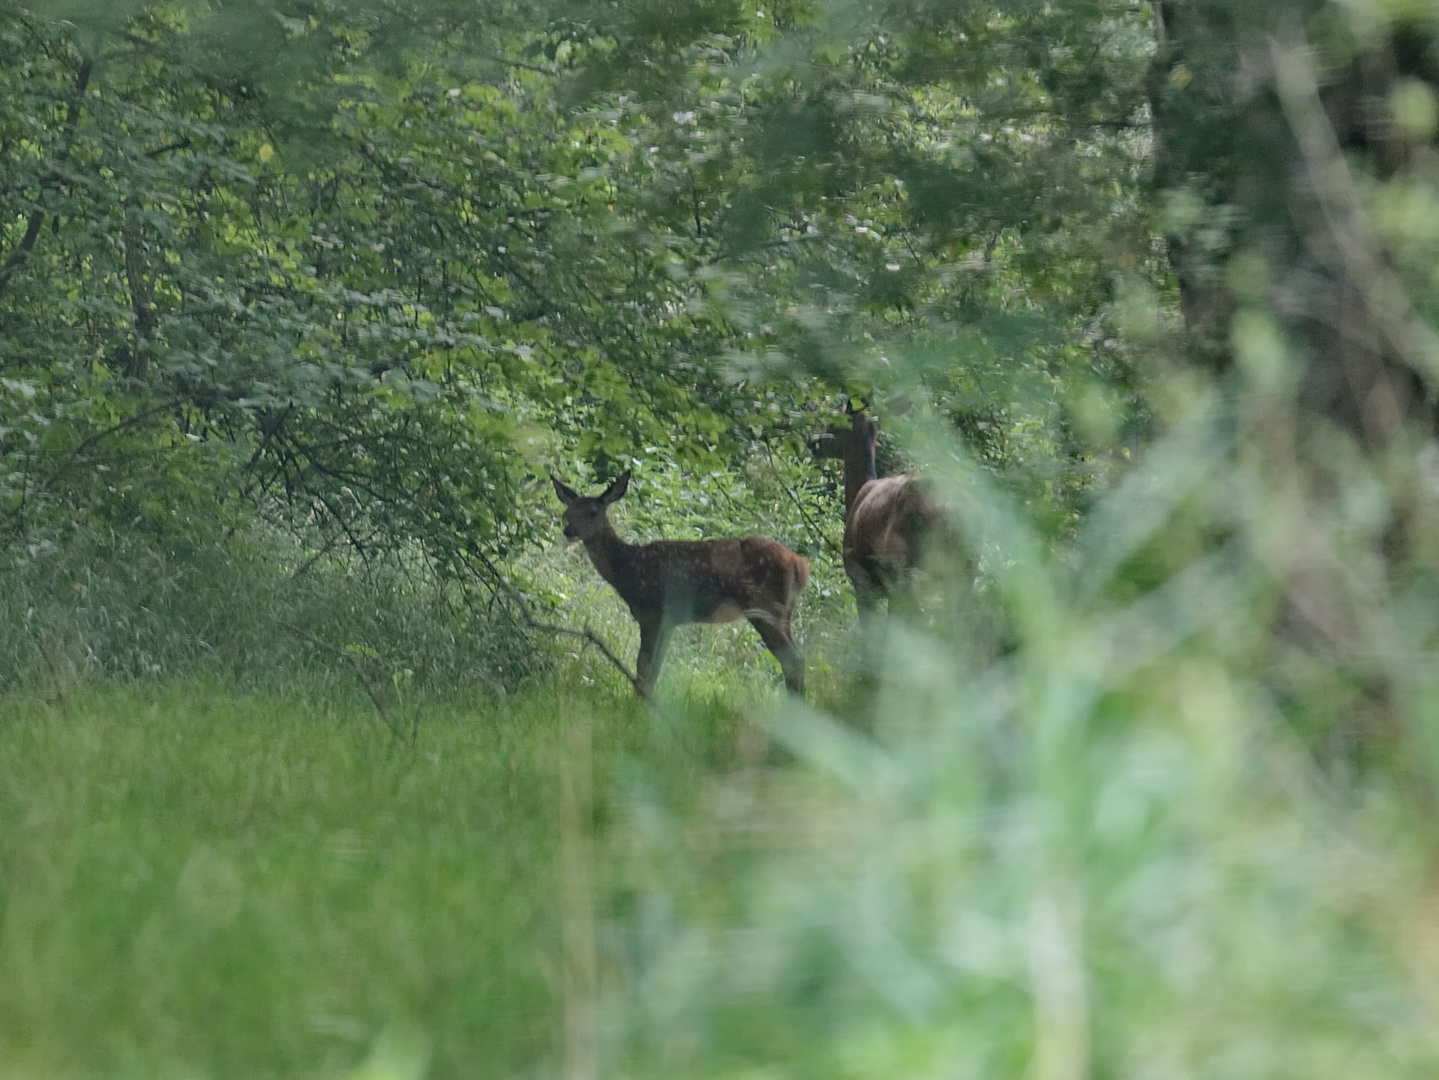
[6, 1, 1439, 1078]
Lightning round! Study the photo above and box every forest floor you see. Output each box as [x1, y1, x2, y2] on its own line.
[0, 676, 771, 1080]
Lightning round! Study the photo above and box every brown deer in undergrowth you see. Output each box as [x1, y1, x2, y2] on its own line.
[814, 404, 961, 656]
[550, 471, 809, 697]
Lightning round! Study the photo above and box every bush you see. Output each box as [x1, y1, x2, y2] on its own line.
[0, 520, 545, 699]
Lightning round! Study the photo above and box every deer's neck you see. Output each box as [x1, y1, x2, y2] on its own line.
[843, 433, 878, 513]
[580, 521, 633, 594]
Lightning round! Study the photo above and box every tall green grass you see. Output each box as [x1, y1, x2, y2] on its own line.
[0, 683, 655, 1079]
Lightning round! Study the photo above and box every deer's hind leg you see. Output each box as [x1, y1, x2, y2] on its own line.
[749, 613, 805, 698]
[849, 570, 887, 680]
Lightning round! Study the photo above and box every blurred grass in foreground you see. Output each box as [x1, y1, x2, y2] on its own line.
[603, 388, 1439, 1078]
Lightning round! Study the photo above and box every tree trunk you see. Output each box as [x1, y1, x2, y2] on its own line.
[1147, 1, 1439, 448]
[122, 197, 156, 382]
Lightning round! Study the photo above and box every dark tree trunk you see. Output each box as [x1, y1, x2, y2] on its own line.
[1147, 1, 1439, 448]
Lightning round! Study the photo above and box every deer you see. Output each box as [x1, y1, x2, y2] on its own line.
[550, 471, 810, 697]
[814, 403, 957, 655]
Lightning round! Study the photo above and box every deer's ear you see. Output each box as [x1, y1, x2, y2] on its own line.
[551, 476, 580, 506]
[600, 471, 630, 505]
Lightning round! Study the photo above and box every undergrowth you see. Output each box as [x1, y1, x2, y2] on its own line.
[0, 525, 537, 699]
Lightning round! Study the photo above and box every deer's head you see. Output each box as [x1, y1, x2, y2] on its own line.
[811, 399, 879, 462]
[810, 401, 882, 512]
[551, 471, 630, 543]
[847, 402, 879, 458]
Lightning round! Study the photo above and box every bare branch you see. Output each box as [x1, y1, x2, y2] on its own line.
[146, 137, 192, 158]
[461, 549, 652, 702]
[28, 398, 181, 495]
[762, 440, 842, 559]
[282, 623, 395, 736]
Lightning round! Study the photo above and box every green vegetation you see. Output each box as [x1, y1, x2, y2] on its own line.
[0, 686, 568, 1078]
[7, 0, 1439, 1077]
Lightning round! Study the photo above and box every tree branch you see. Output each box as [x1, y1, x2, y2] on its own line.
[282, 623, 397, 738]
[0, 57, 92, 301]
[762, 440, 843, 559]
[29, 398, 180, 495]
[122, 197, 157, 379]
[462, 548, 652, 702]
[146, 137, 192, 158]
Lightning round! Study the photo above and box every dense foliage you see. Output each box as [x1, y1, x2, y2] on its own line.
[0, 0, 1155, 586]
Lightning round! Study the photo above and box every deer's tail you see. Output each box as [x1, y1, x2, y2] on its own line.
[746, 552, 808, 629]
[790, 553, 810, 604]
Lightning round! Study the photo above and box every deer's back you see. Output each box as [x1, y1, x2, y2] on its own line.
[615, 536, 807, 623]
[844, 474, 940, 586]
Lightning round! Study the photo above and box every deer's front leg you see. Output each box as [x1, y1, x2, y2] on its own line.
[749, 614, 806, 698]
[635, 617, 673, 696]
